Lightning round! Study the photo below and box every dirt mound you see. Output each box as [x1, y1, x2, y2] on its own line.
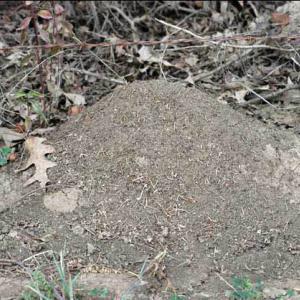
[1, 80, 300, 298]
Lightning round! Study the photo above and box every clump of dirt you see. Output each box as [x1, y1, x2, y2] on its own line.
[1, 80, 300, 298]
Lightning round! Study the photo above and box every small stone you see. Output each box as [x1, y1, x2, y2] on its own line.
[87, 243, 96, 255]
[135, 156, 149, 167]
[161, 226, 169, 237]
[191, 292, 211, 299]
[8, 231, 18, 238]
[199, 292, 211, 298]
[72, 225, 85, 235]
[1, 225, 10, 234]
[146, 235, 153, 243]
[263, 287, 286, 298]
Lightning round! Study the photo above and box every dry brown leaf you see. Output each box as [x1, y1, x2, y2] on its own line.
[271, 12, 289, 27]
[37, 10, 53, 20]
[138, 46, 172, 67]
[18, 137, 57, 187]
[0, 127, 25, 146]
[64, 92, 86, 106]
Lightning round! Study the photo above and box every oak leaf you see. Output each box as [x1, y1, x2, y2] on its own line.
[18, 137, 56, 187]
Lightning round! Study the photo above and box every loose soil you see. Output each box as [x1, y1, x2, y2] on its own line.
[1, 80, 300, 299]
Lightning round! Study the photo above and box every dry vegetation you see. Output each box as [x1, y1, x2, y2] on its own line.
[0, 0, 299, 141]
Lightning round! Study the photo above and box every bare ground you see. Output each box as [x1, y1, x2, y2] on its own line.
[1, 80, 300, 299]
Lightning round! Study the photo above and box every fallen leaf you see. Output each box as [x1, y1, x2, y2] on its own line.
[37, 10, 52, 20]
[7, 51, 25, 62]
[54, 3, 64, 15]
[194, 1, 203, 8]
[234, 89, 248, 103]
[15, 123, 26, 133]
[185, 54, 198, 67]
[61, 20, 74, 37]
[18, 137, 57, 187]
[64, 93, 86, 106]
[38, 28, 51, 43]
[0, 41, 8, 54]
[184, 71, 195, 85]
[138, 46, 172, 66]
[17, 16, 32, 31]
[271, 12, 289, 27]
[0, 127, 25, 146]
[47, 81, 63, 98]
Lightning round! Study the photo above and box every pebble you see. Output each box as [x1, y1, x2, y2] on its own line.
[72, 225, 85, 235]
[1, 225, 9, 234]
[87, 243, 96, 255]
[263, 287, 287, 298]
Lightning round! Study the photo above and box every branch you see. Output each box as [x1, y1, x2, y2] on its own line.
[240, 84, 300, 107]
[1, 33, 300, 52]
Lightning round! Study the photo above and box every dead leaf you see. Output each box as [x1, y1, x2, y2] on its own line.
[47, 81, 63, 98]
[0, 127, 25, 147]
[271, 12, 289, 27]
[37, 10, 52, 20]
[184, 71, 195, 85]
[185, 54, 198, 67]
[194, 1, 203, 8]
[17, 17, 32, 31]
[38, 28, 50, 43]
[64, 93, 86, 106]
[54, 3, 64, 15]
[6, 52, 26, 69]
[234, 89, 248, 104]
[15, 123, 26, 133]
[61, 20, 74, 37]
[138, 46, 172, 67]
[0, 41, 8, 54]
[18, 137, 57, 187]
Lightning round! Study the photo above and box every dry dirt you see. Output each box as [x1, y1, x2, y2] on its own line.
[1, 80, 300, 299]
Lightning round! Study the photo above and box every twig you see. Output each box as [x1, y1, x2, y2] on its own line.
[89, 1, 101, 32]
[68, 68, 126, 85]
[156, 18, 205, 40]
[0, 259, 20, 266]
[1, 33, 300, 52]
[240, 84, 300, 107]
[2, 50, 65, 103]
[31, 4, 46, 111]
[194, 49, 255, 82]
[216, 272, 238, 293]
[220, 43, 297, 52]
[106, 4, 139, 41]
